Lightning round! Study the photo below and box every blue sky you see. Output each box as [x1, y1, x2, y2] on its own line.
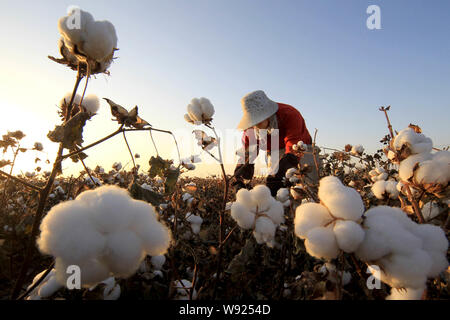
[0, 0, 449, 176]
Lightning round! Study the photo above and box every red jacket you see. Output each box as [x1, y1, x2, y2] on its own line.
[241, 103, 312, 159]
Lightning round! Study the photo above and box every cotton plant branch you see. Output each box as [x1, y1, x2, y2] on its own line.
[122, 131, 136, 172]
[0, 170, 42, 192]
[11, 67, 85, 299]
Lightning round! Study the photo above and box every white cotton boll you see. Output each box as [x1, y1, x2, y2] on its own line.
[103, 230, 145, 277]
[276, 188, 290, 203]
[83, 187, 135, 233]
[421, 202, 441, 221]
[102, 277, 121, 300]
[410, 224, 448, 274]
[414, 151, 450, 185]
[385, 181, 399, 199]
[399, 153, 433, 181]
[265, 199, 285, 225]
[58, 10, 94, 52]
[27, 269, 62, 299]
[251, 185, 273, 211]
[318, 177, 364, 221]
[386, 287, 424, 300]
[187, 100, 202, 122]
[184, 113, 193, 123]
[332, 220, 365, 253]
[198, 97, 215, 119]
[82, 20, 117, 62]
[379, 249, 431, 289]
[285, 168, 298, 179]
[133, 217, 172, 256]
[82, 94, 100, 114]
[294, 203, 333, 240]
[186, 213, 203, 234]
[151, 255, 166, 271]
[37, 201, 106, 263]
[371, 180, 387, 199]
[393, 128, 433, 154]
[387, 150, 396, 160]
[56, 257, 110, 288]
[304, 226, 340, 260]
[230, 202, 255, 229]
[254, 217, 276, 245]
[351, 144, 364, 155]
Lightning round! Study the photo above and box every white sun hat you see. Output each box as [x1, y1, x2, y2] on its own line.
[237, 90, 279, 130]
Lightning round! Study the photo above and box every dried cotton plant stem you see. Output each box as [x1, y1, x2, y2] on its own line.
[11, 69, 83, 300]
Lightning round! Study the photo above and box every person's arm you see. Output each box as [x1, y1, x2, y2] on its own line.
[232, 130, 258, 189]
[282, 109, 312, 153]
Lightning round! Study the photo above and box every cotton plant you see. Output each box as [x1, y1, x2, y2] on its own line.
[355, 205, 449, 297]
[37, 185, 172, 288]
[230, 185, 285, 247]
[294, 176, 366, 259]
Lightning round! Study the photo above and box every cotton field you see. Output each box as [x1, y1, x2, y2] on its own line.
[0, 8, 448, 302]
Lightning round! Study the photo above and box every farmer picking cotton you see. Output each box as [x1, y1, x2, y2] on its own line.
[232, 90, 317, 196]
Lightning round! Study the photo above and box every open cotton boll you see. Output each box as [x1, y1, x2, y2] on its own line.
[421, 202, 441, 221]
[399, 153, 433, 181]
[251, 185, 273, 211]
[37, 201, 106, 263]
[174, 279, 197, 300]
[351, 144, 364, 155]
[101, 277, 121, 300]
[27, 269, 62, 300]
[198, 97, 215, 119]
[276, 188, 290, 203]
[253, 216, 276, 245]
[372, 180, 399, 199]
[410, 224, 449, 276]
[318, 177, 364, 221]
[230, 202, 255, 229]
[82, 20, 117, 62]
[379, 249, 432, 289]
[393, 128, 433, 155]
[38, 186, 171, 287]
[187, 99, 203, 122]
[103, 230, 145, 277]
[332, 220, 365, 253]
[58, 9, 117, 63]
[285, 168, 298, 179]
[236, 188, 253, 207]
[414, 151, 450, 185]
[385, 181, 399, 199]
[82, 94, 100, 114]
[58, 9, 94, 52]
[304, 226, 340, 260]
[265, 199, 285, 225]
[294, 203, 333, 239]
[151, 255, 166, 270]
[186, 213, 203, 234]
[386, 287, 424, 300]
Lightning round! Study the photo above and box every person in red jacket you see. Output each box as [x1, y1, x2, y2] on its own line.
[233, 90, 316, 196]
